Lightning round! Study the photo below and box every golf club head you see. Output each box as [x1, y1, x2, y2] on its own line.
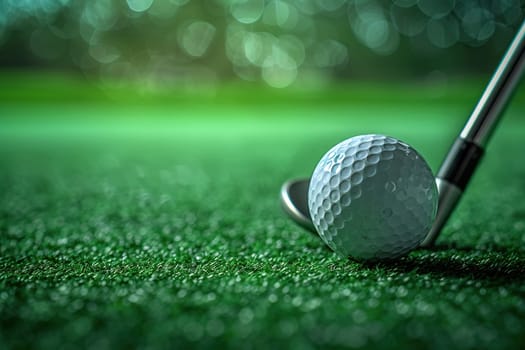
[280, 178, 316, 234]
[280, 176, 442, 247]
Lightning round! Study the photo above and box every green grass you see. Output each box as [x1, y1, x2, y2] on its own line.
[1, 73, 525, 349]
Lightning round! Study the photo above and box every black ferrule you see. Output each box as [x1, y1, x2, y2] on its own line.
[437, 138, 485, 191]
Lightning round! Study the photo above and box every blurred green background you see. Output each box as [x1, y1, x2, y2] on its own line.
[1, 0, 524, 87]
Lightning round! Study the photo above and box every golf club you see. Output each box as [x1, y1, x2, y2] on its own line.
[281, 19, 525, 247]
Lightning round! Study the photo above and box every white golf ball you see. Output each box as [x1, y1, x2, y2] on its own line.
[308, 134, 438, 261]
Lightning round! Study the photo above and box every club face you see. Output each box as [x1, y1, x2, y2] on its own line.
[280, 178, 317, 234]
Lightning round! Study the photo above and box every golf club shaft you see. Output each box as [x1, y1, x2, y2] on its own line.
[421, 20, 525, 247]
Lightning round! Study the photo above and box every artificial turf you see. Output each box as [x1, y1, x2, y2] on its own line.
[1, 74, 525, 349]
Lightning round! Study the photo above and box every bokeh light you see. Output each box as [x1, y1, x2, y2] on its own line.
[127, 0, 155, 13]
[179, 21, 217, 58]
[0, 0, 523, 88]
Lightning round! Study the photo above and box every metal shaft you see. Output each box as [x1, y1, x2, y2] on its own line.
[421, 20, 525, 247]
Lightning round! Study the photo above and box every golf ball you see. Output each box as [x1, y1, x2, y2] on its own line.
[308, 134, 438, 261]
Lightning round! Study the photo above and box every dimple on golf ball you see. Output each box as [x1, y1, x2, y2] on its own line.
[308, 134, 438, 261]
